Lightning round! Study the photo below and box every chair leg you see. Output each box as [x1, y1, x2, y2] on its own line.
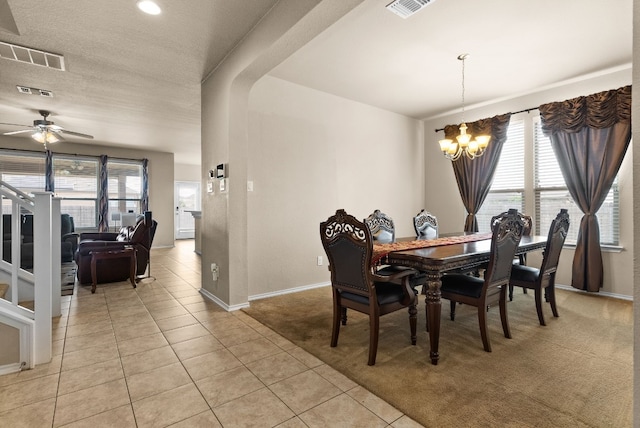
[341, 306, 347, 325]
[368, 312, 380, 366]
[449, 300, 456, 321]
[508, 284, 514, 301]
[478, 304, 492, 352]
[500, 290, 511, 339]
[408, 303, 417, 345]
[331, 301, 342, 347]
[425, 300, 429, 332]
[534, 288, 546, 326]
[547, 285, 559, 318]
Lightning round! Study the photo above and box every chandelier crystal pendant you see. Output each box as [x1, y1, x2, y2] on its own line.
[438, 54, 491, 161]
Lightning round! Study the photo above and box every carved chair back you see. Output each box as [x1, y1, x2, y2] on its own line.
[484, 209, 525, 294]
[320, 209, 374, 299]
[364, 209, 395, 243]
[413, 209, 438, 239]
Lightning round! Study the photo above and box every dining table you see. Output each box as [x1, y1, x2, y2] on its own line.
[372, 232, 547, 365]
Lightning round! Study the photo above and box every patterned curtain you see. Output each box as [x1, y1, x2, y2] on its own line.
[98, 155, 109, 232]
[445, 114, 512, 232]
[45, 149, 54, 192]
[141, 158, 149, 212]
[539, 85, 631, 292]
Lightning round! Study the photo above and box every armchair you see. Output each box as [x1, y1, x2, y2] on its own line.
[320, 209, 418, 366]
[2, 214, 76, 269]
[75, 214, 157, 285]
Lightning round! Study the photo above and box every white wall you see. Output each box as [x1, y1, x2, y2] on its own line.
[247, 76, 424, 296]
[0, 136, 175, 248]
[423, 68, 633, 297]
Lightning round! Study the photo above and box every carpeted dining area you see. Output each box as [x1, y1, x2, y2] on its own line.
[243, 285, 632, 427]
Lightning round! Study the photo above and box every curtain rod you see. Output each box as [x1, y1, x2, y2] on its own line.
[434, 106, 539, 133]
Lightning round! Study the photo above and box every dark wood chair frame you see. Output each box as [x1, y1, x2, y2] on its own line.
[364, 209, 395, 243]
[508, 209, 569, 326]
[320, 209, 418, 366]
[413, 209, 438, 239]
[434, 209, 524, 352]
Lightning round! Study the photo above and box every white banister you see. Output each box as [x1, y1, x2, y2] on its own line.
[33, 192, 54, 365]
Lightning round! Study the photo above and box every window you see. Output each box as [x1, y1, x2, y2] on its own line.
[533, 119, 619, 245]
[476, 116, 620, 246]
[0, 150, 146, 232]
[107, 160, 143, 226]
[0, 150, 46, 214]
[53, 156, 99, 228]
[476, 120, 525, 232]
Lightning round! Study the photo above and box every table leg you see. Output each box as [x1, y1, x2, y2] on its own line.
[90, 255, 97, 294]
[425, 272, 442, 365]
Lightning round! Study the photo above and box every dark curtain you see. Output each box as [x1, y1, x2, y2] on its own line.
[539, 85, 631, 292]
[98, 155, 109, 232]
[141, 158, 149, 212]
[45, 149, 54, 192]
[445, 114, 512, 232]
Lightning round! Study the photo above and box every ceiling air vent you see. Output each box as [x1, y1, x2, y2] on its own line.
[16, 85, 54, 97]
[0, 41, 65, 71]
[16, 85, 32, 94]
[386, 0, 434, 19]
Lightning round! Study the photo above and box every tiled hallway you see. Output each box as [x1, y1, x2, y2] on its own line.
[0, 240, 422, 427]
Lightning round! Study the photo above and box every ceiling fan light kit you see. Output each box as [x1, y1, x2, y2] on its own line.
[1, 110, 94, 147]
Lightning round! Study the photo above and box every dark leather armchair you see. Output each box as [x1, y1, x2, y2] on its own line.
[437, 209, 524, 352]
[320, 209, 418, 366]
[75, 214, 157, 285]
[2, 214, 76, 268]
[509, 209, 569, 325]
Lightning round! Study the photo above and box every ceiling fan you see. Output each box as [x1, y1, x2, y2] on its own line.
[1, 110, 94, 145]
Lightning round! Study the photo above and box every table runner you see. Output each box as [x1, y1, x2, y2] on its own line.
[372, 233, 493, 266]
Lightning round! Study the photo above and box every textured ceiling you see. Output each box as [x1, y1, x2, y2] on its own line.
[0, 0, 632, 165]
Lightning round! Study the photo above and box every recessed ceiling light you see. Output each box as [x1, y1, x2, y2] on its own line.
[136, 1, 161, 15]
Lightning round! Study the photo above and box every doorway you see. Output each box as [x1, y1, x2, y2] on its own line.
[174, 181, 201, 239]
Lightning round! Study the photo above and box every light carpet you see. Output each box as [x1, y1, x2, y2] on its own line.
[243, 286, 632, 427]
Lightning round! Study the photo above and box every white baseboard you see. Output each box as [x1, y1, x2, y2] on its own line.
[0, 362, 24, 376]
[199, 288, 250, 312]
[555, 284, 632, 301]
[198, 282, 332, 311]
[249, 281, 330, 302]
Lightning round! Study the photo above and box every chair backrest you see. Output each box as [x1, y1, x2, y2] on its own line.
[539, 209, 570, 276]
[522, 214, 532, 236]
[320, 209, 373, 298]
[364, 209, 395, 243]
[413, 209, 438, 239]
[61, 214, 74, 235]
[484, 209, 525, 290]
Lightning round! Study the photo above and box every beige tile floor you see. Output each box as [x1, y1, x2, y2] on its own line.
[0, 240, 423, 427]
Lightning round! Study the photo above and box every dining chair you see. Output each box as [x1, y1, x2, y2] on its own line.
[320, 209, 418, 366]
[436, 208, 524, 352]
[413, 209, 438, 239]
[364, 209, 395, 243]
[508, 209, 569, 326]
[366, 209, 428, 291]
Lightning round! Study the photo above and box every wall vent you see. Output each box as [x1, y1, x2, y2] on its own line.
[386, 0, 434, 19]
[0, 41, 65, 71]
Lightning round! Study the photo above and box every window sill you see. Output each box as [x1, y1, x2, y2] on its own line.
[563, 243, 623, 253]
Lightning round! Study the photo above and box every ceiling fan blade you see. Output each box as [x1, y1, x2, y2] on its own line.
[59, 129, 94, 139]
[0, 122, 29, 127]
[3, 129, 34, 136]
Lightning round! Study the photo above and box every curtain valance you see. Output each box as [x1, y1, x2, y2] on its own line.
[539, 85, 631, 134]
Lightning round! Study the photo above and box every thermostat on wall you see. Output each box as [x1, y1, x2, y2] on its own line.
[216, 164, 225, 179]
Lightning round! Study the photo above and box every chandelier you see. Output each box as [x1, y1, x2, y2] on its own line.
[438, 54, 491, 161]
